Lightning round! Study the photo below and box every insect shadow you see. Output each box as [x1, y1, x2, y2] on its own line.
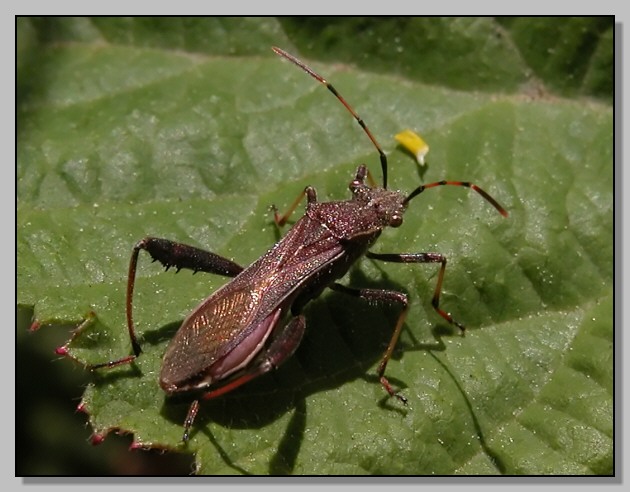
[157, 262, 455, 436]
[82, 283, 465, 476]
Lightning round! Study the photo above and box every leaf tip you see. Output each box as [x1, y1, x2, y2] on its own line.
[55, 345, 69, 356]
[90, 432, 107, 446]
[129, 441, 146, 451]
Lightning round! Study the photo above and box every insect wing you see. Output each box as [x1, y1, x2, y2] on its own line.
[160, 214, 350, 394]
[160, 281, 269, 393]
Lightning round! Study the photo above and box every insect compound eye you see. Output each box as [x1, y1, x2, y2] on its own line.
[389, 213, 403, 228]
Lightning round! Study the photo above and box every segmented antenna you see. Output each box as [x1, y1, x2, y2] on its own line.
[405, 180, 509, 217]
[272, 47, 389, 189]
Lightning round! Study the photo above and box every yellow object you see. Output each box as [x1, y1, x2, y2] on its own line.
[395, 129, 429, 165]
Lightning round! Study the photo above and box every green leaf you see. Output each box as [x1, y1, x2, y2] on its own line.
[18, 17, 613, 475]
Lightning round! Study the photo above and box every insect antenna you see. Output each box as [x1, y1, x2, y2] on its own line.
[404, 180, 509, 217]
[272, 46, 389, 189]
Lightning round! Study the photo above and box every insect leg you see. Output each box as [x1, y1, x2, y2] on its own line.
[182, 399, 200, 443]
[180, 315, 307, 441]
[89, 237, 244, 370]
[134, 237, 244, 276]
[273, 186, 318, 227]
[366, 251, 464, 332]
[329, 282, 409, 404]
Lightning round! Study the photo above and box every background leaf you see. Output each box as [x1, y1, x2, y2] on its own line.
[17, 17, 613, 475]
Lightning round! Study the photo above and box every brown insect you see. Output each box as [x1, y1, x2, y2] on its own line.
[59, 47, 508, 442]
